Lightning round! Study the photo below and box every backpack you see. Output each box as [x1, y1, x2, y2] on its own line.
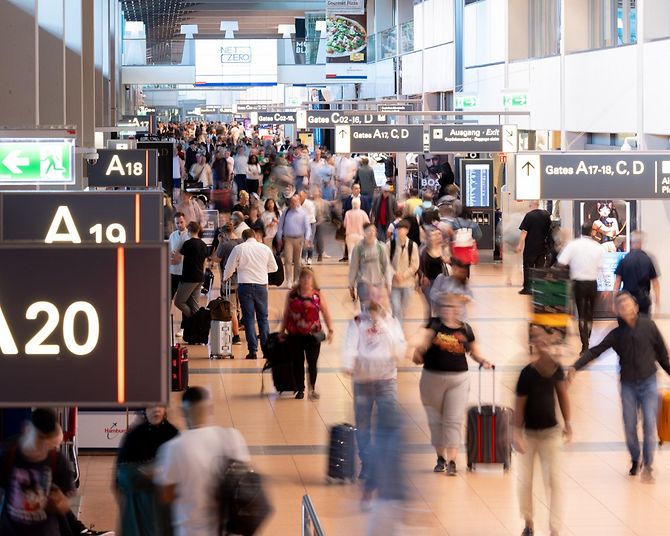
[389, 238, 414, 265]
[217, 460, 272, 536]
[182, 308, 211, 344]
[268, 253, 284, 286]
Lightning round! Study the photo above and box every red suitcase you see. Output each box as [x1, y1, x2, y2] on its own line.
[171, 315, 189, 392]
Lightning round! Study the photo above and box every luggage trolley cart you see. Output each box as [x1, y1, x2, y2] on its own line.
[528, 267, 571, 350]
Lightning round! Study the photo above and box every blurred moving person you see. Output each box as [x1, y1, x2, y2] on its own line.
[556, 223, 604, 352]
[568, 292, 670, 481]
[348, 223, 391, 307]
[386, 220, 419, 323]
[513, 326, 572, 536]
[116, 406, 179, 536]
[613, 231, 660, 315]
[276, 194, 311, 287]
[516, 201, 552, 295]
[343, 197, 370, 261]
[342, 289, 406, 506]
[413, 293, 491, 475]
[154, 387, 250, 536]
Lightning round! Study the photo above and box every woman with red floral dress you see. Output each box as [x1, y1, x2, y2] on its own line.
[279, 268, 334, 399]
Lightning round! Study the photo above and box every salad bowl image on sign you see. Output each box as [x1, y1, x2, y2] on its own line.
[326, 0, 368, 81]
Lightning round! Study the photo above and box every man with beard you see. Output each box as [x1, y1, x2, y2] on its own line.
[420, 154, 455, 197]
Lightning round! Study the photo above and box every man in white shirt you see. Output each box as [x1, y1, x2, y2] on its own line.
[299, 190, 317, 265]
[223, 229, 278, 359]
[231, 211, 250, 239]
[557, 223, 605, 352]
[169, 212, 189, 300]
[155, 387, 250, 536]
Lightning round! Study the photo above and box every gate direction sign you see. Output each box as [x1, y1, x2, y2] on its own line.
[0, 191, 163, 245]
[515, 152, 670, 200]
[234, 103, 270, 112]
[335, 125, 424, 154]
[0, 139, 74, 185]
[296, 110, 388, 129]
[86, 149, 159, 188]
[429, 125, 503, 153]
[0, 244, 168, 406]
[378, 103, 414, 112]
[251, 111, 297, 125]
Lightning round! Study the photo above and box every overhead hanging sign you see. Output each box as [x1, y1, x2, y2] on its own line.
[86, 149, 159, 188]
[296, 110, 387, 129]
[502, 91, 529, 108]
[378, 103, 414, 112]
[516, 152, 670, 200]
[335, 125, 424, 154]
[429, 125, 503, 153]
[0, 139, 75, 185]
[234, 103, 270, 113]
[251, 111, 297, 125]
[195, 39, 278, 86]
[454, 95, 479, 109]
[0, 245, 169, 406]
[0, 191, 163, 244]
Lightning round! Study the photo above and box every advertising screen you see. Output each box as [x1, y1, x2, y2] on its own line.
[195, 39, 278, 86]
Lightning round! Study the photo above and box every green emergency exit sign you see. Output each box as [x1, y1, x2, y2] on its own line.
[455, 95, 478, 109]
[0, 140, 75, 185]
[502, 93, 529, 108]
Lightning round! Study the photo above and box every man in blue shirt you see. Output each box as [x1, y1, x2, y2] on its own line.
[613, 231, 660, 315]
[276, 195, 312, 286]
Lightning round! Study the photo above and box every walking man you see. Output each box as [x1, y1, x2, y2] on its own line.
[567, 292, 670, 481]
[276, 195, 311, 287]
[169, 212, 188, 300]
[223, 229, 278, 359]
[516, 201, 552, 295]
[349, 223, 391, 307]
[155, 387, 250, 536]
[370, 184, 397, 242]
[613, 231, 660, 315]
[386, 220, 419, 323]
[557, 223, 604, 352]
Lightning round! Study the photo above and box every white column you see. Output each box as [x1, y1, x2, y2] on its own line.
[38, 0, 65, 125]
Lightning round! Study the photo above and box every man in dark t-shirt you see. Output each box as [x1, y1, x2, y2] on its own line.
[516, 202, 552, 294]
[0, 409, 74, 536]
[513, 326, 571, 536]
[613, 231, 660, 315]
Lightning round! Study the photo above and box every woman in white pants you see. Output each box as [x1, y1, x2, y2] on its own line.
[343, 197, 370, 263]
[413, 293, 492, 476]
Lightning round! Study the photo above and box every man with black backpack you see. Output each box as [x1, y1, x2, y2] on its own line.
[387, 220, 419, 323]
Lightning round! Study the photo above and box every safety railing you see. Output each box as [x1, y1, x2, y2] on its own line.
[301, 494, 326, 536]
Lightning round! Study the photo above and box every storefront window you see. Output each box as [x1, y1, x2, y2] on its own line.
[529, 0, 560, 58]
[589, 0, 636, 49]
[380, 26, 397, 59]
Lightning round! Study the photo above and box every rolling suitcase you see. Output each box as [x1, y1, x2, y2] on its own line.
[201, 267, 215, 295]
[466, 365, 513, 471]
[260, 333, 298, 394]
[210, 320, 233, 359]
[326, 423, 357, 483]
[171, 315, 189, 391]
[182, 307, 211, 345]
[659, 390, 670, 444]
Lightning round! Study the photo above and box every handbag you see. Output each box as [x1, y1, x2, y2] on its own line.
[311, 331, 326, 343]
[451, 227, 479, 265]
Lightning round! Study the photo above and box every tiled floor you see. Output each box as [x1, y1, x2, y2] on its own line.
[76, 237, 670, 535]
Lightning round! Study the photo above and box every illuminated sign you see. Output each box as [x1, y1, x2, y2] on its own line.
[0, 139, 74, 185]
[0, 245, 168, 406]
[195, 39, 278, 86]
[86, 149, 159, 188]
[0, 191, 163, 244]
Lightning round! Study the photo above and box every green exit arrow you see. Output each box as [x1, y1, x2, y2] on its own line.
[503, 94, 528, 107]
[455, 95, 478, 109]
[0, 141, 74, 184]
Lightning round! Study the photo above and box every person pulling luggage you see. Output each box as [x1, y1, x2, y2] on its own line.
[514, 325, 572, 536]
[413, 293, 492, 475]
[277, 268, 334, 400]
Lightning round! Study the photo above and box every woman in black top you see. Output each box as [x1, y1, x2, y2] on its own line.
[232, 190, 251, 220]
[413, 293, 491, 475]
[419, 228, 449, 317]
[116, 406, 179, 536]
[174, 221, 208, 322]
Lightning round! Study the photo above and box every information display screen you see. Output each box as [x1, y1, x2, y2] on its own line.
[0, 245, 169, 406]
[463, 161, 492, 208]
[195, 40, 278, 86]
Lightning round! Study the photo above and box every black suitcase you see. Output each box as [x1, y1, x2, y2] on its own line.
[466, 365, 513, 471]
[261, 333, 298, 393]
[326, 423, 357, 483]
[201, 267, 215, 294]
[183, 307, 211, 344]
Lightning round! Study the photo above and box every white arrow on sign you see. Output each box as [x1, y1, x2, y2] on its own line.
[2, 150, 30, 174]
[335, 125, 351, 154]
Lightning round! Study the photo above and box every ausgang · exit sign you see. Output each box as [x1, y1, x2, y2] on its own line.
[0, 139, 75, 185]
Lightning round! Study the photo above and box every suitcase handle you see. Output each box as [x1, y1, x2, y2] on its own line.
[477, 363, 496, 414]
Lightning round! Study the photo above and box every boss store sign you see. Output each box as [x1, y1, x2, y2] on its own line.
[86, 149, 159, 188]
[0, 191, 163, 244]
[296, 110, 388, 129]
[251, 111, 297, 125]
[0, 245, 169, 406]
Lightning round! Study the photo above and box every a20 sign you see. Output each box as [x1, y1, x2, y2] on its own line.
[0, 245, 169, 406]
[86, 149, 159, 188]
